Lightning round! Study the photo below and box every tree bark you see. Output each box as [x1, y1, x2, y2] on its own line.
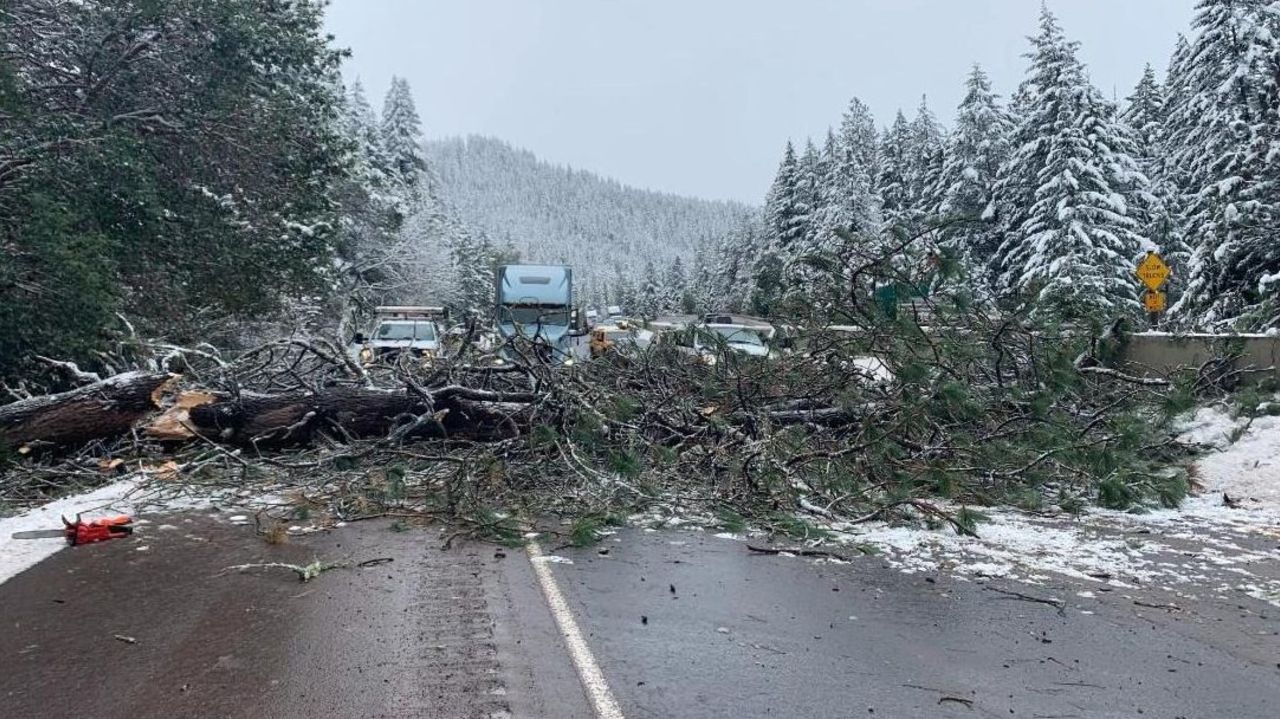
[1, 374, 536, 451]
[183, 387, 532, 447]
[0, 371, 174, 450]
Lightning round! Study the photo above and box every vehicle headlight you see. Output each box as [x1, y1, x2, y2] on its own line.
[359, 347, 374, 364]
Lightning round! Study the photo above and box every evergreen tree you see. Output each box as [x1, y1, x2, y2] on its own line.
[690, 248, 718, 313]
[1166, 0, 1280, 328]
[795, 139, 821, 246]
[908, 95, 945, 212]
[764, 141, 806, 251]
[757, 142, 804, 311]
[818, 97, 880, 241]
[450, 229, 495, 319]
[878, 112, 914, 221]
[612, 267, 637, 315]
[0, 0, 350, 376]
[1122, 65, 1166, 158]
[381, 76, 428, 195]
[345, 79, 390, 181]
[935, 65, 1013, 283]
[635, 260, 663, 319]
[991, 7, 1149, 321]
[663, 256, 688, 312]
[717, 218, 764, 312]
[1121, 64, 1181, 277]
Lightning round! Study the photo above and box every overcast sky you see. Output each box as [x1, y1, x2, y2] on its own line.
[325, 0, 1197, 204]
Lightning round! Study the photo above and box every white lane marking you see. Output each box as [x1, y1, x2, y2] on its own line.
[528, 541, 625, 719]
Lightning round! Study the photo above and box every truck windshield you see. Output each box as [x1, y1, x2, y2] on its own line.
[375, 322, 435, 341]
[711, 327, 763, 346]
[499, 307, 569, 327]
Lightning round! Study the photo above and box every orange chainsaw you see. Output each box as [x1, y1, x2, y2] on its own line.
[11, 515, 133, 546]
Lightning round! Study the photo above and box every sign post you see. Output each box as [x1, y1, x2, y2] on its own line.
[1135, 251, 1171, 326]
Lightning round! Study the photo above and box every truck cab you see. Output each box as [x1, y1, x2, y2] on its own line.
[495, 265, 584, 364]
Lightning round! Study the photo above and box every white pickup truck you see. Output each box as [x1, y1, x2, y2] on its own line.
[349, 306, 448, 365]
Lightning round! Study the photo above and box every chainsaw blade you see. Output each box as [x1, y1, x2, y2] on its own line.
[10, 529, 66, 540]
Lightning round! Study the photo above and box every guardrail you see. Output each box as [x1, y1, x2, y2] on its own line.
[1119, 332, 1280, 382]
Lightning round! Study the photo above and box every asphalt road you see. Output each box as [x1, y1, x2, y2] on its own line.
[2, 513, 1278, 718]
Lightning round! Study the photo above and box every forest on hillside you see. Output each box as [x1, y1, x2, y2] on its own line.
[426, 136, 750, 313]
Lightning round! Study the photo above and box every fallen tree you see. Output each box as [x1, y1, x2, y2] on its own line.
[0, 237, 1217, 541]
[0, 371, 173, 450]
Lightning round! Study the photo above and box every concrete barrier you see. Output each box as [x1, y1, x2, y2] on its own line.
[1119, 332, 1280, 381]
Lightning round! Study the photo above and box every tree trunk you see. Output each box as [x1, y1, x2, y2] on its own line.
[1, 374, 535, 451]
[0, 371, 174, 451]
[183, 387, 532, 447]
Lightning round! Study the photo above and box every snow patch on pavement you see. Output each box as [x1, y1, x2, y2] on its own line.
[0, 479, 139, 585]
[1, 477, 293, 586]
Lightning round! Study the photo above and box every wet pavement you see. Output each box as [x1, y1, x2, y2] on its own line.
[2, 513, 1278, 718]
[0, 513, 590, 719]
[554, 529, 1280, 718]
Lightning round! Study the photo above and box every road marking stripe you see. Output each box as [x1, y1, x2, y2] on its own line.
[527, 541, 625, 719]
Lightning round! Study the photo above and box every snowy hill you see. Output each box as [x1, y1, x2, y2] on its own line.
[424, 136, 753, 308]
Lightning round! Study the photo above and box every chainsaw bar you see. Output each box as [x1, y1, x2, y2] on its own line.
[10, 529, 67, 539]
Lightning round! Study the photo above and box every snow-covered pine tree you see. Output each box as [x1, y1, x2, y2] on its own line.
[772, 98, 882, 318]
[612, 266, 637, 316]
[877, 111, 913, 223]
[935, 65, 1013, 285]
[1166, 0, 1280, 329]
[991, 7, 1150, 322]
[795, 139, 821, 248]
[449, 228, 495, 319]
[716, 218, 764, 312]
[756, 142, 804, 313]
[381, 76, 429, 198]
[690, 247, 718, 313]
[663, 256, 688, 313]
[332, 78, 412, 334]
[1123, 65, 1165, 162]
[764, 141, 806, 252]
[635, 260, 663, 320]
[345, 80, 390, 181]
[908, 95, 945, 213]
[817, 97, 880, 242]
[1120, 64, 1181, 276]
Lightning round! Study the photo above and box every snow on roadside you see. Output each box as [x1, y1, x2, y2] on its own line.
[0, 479, 139, 585]
[1184, 408, 1280, 508]
[1173, 403, 1244, 451]
[0, 477, 290, 587]
[814, 404, 1280, 604]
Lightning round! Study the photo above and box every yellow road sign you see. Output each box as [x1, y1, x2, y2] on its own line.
[1135, 252, 1170, 291]
[1143, 289, 1167, 313]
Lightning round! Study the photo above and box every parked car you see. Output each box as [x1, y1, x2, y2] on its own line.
[667, 322, 773, 365]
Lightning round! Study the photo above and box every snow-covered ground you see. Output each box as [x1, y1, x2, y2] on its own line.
[0, 480, 140, 585]
[825, 403, 1280, 605]
[0, 477, 283, 586]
